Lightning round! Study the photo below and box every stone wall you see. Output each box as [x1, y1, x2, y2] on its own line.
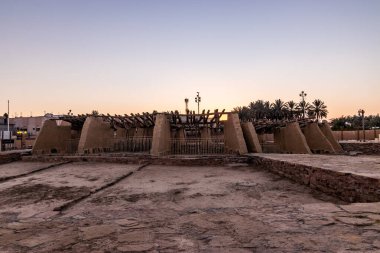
[0, 152, 21, 165]
[340, 143, 380, 155]
[23, 154, 249, 166]
[252, 156, 380, 202]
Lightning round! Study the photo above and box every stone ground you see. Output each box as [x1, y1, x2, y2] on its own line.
[1, 161, 380, 252]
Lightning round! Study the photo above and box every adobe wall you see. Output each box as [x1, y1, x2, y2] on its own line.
[32, 120, 72, 154]
[151, 114, 172, 156]
[302, 122, 335, 153]
[359, 130, 379, 140]
[332, 130, 380, 141]
[224, 113, 248, 155]
[274, 122, 311, 154]
[319, 123, 343, 153]
[241, 122, 262, 153]
[340, 143, 380, 155]
[77, 117, 121, 154]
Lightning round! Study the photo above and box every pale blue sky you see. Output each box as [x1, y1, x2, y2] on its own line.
[1, 0, 379, 118]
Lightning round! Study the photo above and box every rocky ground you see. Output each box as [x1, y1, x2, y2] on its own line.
[0, 161, 380, 252]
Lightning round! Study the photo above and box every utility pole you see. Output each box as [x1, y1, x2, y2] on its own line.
[299, 91, 307, 118]
[195, 92, 201, 114]
[358, 109, 365, 141]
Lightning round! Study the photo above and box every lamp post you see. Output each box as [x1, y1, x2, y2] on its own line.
[299, 91, 307, 118]
[184, 98, 189, 113]
[7, 100, 9, 132]
[195, 92, 201, 114]
[358, 109, 365, 141]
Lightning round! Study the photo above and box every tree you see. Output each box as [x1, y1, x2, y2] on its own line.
[91, 110, 99, 116]
[285, 100, 297, 119]
[249, 100, 265, 120]
[271, 99, 286, 120]
[297, 100, 311, 119]
[309, 99, 328, 120]
[233, 106, 251, 122]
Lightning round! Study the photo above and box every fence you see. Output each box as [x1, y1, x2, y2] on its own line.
[109, 137, 152, 153]
[170, 138, 225, 155]
[65, 138, 80, 154]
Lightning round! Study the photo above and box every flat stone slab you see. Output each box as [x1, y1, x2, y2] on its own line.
[334, 216, 375, 226]
[0, 162, 56, 179]
[117, 231, 154, 243]
[340, 203, 380, 214]
[117, 243, 154, 252]
[79, 224, 116, 240]
[17, 234, 53, 248]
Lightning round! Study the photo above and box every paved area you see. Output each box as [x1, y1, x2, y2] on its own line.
[252, 154, 380, 179]
[0, 161, 380, 252]
[0, 162, 57, 179]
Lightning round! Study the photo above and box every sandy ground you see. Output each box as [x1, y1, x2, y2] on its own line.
[0, 161, 380, 252]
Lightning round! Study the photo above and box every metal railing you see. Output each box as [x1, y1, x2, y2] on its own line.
[109, 137, 152, 153]
[65, 138, 80, 154]
[170, 138, 225, 155]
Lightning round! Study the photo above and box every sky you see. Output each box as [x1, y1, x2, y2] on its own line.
[1, 0, 379, 119]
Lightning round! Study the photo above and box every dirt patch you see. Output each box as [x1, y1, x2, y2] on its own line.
[90, 188, 189, 205]
[0, 183, 91, 205]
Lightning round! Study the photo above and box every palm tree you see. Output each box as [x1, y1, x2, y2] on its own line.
[233, 106, 251, 122]
[286, 101, 297, 119]
[297, 100, 311, 119]
[263, 101, 272, 119]
[310, 99, 328, 120]
[271, 99, 286, 120]
[249, 100, 266, 120]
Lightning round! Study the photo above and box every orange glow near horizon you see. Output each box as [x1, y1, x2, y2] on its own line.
[1, 1, 379, 119]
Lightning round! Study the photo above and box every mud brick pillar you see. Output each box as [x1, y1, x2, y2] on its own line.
[302, 122, 335, 154]
[77, 117, 116, 154]
[224, 113, 248, 155]
[274, 122, 312, 154]
[241, 122, 262, 153]
[319, 123, 343, 153]
[151, 114, 171, 156]
[32, 120, 72, 155]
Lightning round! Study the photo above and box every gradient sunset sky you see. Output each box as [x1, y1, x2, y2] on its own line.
[1, 0, 379, 118]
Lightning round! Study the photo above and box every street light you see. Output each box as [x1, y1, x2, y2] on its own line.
[195, 92, 201, 114]
[358, 109, 365, 141]
[299, 91, 307, 118]
[184, 98, 189, 113]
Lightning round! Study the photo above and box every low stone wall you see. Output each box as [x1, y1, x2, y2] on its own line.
[340, 142, 380, 155]
[252, 156, 380, 203]
[0, 153, 21, 165]
[23, 154, 250, 166]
